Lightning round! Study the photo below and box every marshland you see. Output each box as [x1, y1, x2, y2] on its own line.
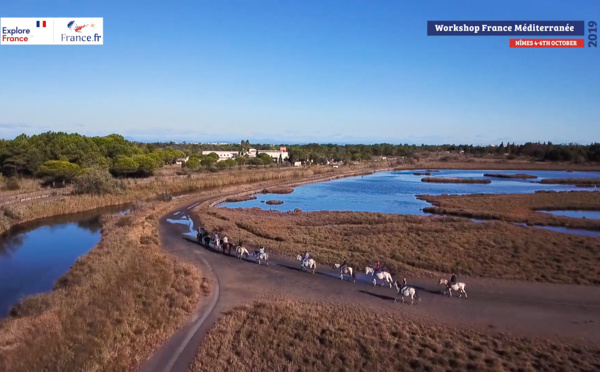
[2, 135, 600, 371]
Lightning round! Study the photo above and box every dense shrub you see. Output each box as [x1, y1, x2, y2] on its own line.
[73, 167, 125, 195]
[4, 177, 21, 190]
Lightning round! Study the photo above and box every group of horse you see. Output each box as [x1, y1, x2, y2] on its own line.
[198, 233, 269, 265]
[197, 231, 467, 305]
[331, 263, 468, 305]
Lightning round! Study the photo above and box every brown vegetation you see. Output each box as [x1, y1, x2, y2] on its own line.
[190, 300, 600, 372]
[540, 178, 600, 186]
[483, 173, 537, 179]
[195, 207, 600, 284]
[225, 195, 257, 203]
[265, 200, 284, 205]
[399, 158, 600, 171]
[262, 186, 294, 194]
[420, 191, 600, 231]
[0, 202, 209, 372]
[421, 177, 491, 184]
[0, 166, 344, 235]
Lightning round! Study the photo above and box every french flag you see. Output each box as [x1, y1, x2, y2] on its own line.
[36, 20, 47, 28]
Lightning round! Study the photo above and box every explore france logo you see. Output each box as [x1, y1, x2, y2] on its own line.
[0, 17, 103, 45]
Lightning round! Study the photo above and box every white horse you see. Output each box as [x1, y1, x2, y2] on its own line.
[255, 251, 269, 266]
[236, 246, 249, 259]
[365, 266, 393, 288]
[334, 263, 356, 282]
[296, 255, 316, 274]
[394, 281, 419, 305]
[438, 278, 468, 298]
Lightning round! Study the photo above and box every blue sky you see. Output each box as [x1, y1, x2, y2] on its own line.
[0, 1, 598, 144]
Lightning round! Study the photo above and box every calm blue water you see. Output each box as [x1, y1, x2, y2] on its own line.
[539, 210, 600, 219]
[0, 206, 129, 317]
[222, 169, 600, 215]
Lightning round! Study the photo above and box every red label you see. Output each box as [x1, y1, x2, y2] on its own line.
[510, 39, 584, 48]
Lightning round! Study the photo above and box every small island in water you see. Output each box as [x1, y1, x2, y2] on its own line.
[484, 173, 538, 179]
[421, 177, 491, 184]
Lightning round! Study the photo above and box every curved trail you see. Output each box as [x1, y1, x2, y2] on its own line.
[141, 196, 600, 372]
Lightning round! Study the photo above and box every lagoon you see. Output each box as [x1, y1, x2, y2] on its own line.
[0, 205, 129, 317]
[222, 169, 600, 215]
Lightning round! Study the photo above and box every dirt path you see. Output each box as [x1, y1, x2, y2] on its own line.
[139, 194, 600, 372]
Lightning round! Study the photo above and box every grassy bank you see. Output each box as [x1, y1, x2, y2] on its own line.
[540, 178, 600, 186]
[224, 195, 257, 202]
[421, 177, 491, 184]
[483, 173, 538, 179]
[0, 166, 345, 235]
[194, 207, 600, 284]
[262, 186, 294, 194]
[420, 191, 600, 231]
[0, 202, 209, 371]
[399, 159, 600, 171]
[190, 300, 599, 372]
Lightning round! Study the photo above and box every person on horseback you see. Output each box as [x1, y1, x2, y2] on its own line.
[302, 252, 310, 266]
[375, 261, 381, 273]
[402, 277, 407, 287]
[450, 273, 457, 286]
[259, 245, 265, 255]
[340, 260, 348, 271]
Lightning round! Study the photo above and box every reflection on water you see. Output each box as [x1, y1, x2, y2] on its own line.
[513, 223, 600, 238]
[166, 212, 197, 238]
[222, 169, 600, 215]
[0, 204, 129, 317]
[539, 210, 600, 220]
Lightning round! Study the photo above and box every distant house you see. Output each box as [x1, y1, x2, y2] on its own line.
[175, 156, 189, 165]
[257, 150, 289, 162]
[201, 151, 238, 161]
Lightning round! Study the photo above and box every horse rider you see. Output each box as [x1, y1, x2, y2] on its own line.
[213, 233, 220, 248]
[449, 273, 457, 286]
[302, 252, 310, 266]
[375, 261, 381, 273]
[341, 259, 347, 271]
[259, 245, 266, 256]
[402, 277, 407, 288]
[223, 235, 228, 245]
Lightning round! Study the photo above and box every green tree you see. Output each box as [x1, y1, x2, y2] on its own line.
[111, 155, 139, 177]
[185, 156, 202, 171]
[201, 153, 218, 169]
[38, 160, 82, 186]
[133, 154, 157, 176]
[235, 155, 248, 166]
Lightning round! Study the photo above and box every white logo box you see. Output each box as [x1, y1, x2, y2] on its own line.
[1, 17, 103, 45]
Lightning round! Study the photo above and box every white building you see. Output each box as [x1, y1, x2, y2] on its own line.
[201, 151, 238, 161]
[257, 150, 289, 161]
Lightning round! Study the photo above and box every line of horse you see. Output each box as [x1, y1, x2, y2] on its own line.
[333, 263, 468, 305]
[197, 232, 467, 305]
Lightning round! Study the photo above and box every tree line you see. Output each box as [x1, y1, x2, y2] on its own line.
[1, 132, 599, 188]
